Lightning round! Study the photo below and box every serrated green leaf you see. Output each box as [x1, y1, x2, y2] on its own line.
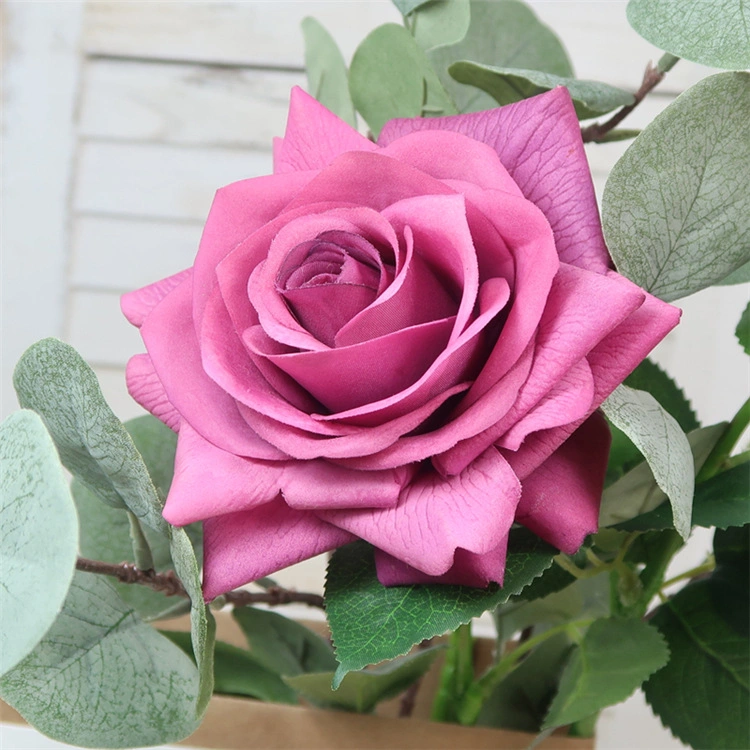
[710, 525, 749, 635]
[169, 527, 215, 717]
[627, 0, 750, 70]
[0, 571, 199, 748]
[302, 18, 356, 128]
[736, 301, 750, 355]
[393, 0, 433, 15]
[232, 606, 336, 677]
[718, 260, 750, 285]
[410, 0, 470, 51]
[349, 23, 455, 137]
[603, 73, 750, 302]
[286, 647, 442, 713]
[428, 0, 573, 113]
[0, 411, 79, 677]
[449, 62, 634, 120]
[162, 631, 298, 704]
[477, 634, 573, 732]
[326, 529, 556, 686]
[602, 385, 694, 539]
[13, 338, 168, 534]
[644, 576, 749, 749]
[543, 618, 669, 729]
[617, 462, 750, 533]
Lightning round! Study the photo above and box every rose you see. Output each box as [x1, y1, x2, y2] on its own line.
[123, 87, 679, 599]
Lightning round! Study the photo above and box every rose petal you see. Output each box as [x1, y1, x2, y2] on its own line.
[319, 447, 521, 576]
[202, 500, 355, 600]
[274, 86, 377, 174]
[121, 268, 192, 328]
[379, 87, 611, 273]
[374, 540, 509, 587]
[515, 411, 610, 553]
[125, 354, 181, 431]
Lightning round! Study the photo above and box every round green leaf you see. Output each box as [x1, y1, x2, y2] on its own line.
[449, 62, 634, 119]
[0, 411, 79, 677]
[0, 572, 200, 748]
[627, 0, 750, 70]
[410, 0, 471, 52]
[603, 72, 750, 302]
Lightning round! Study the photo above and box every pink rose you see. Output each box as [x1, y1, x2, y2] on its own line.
[123, 87, 679, 599]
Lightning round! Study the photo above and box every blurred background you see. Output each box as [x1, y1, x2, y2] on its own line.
[2, 2, 747, 748]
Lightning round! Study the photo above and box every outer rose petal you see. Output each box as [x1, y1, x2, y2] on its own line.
[125, 354, 181, 431]
[379, 87, 611, 273]
[202, 500, 355, 600]
[515, 411, 611, 553]
[319, 447, 521, 577]
[274, 87, 376, 174]
[121, 268, 192, 328]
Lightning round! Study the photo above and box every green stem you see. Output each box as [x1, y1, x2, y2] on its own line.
[430, 622, 473, 723]
[657, 53, 680, 73]
[697, 398, 750, 482]
[127, 512, 154, 571]
[456, 619, 594, 726]
[661, 556, 716, 590]
[634, 530, 684, 618]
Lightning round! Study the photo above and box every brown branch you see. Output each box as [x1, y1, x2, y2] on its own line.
[581, 61, 669, 144]
[75, 557, 326, 609]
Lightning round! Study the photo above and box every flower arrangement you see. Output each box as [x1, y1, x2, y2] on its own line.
[1, 1, 748, 749]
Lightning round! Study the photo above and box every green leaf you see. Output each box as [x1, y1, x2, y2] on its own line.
[627, 0, 750, 70]
[349, 23, 455, 137]
[602, 384, 694, 539]
[477, 634, 573, 732]
[0, 571, 199, 748]
[170, 526, 215, 717]
[410, 0, 471, 52]
[718, 260, 750, 285]
[302, 18, 357, 128]
[603, 72, 750, 302]
[644, 575, 749, 749]
[428, 0, 573, 113]
[326, 529, 556, 687]
[618, 462, 750, 533]
[625, 359, 699, 433]
[232, 606, 337, 677]
[736, 302, 750, 355]
[449, 62, 634, 120]
[393, 0, 433, 15]
[285, 647, 442, 713]
[0, 411, 79, 677]
[710, 525, 749, 634]
[593, 129, 642, 144]
[161, 631, 298, 704]
[13, 338, 168, 534]
[543, 618, 670, 729]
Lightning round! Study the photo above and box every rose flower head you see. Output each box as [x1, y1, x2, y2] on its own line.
[122, 87, 679, 599]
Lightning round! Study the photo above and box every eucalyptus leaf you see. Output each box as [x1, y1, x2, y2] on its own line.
[718, 260, 750, 285]
[302, 18, 357, 128]
[349, 23, 455, 137]
[543, 618, 669, 729]
[736, 301, 750, 355]
[13, 338, 168, 534]
[286, 647, 442, 712]
[627, 0, 750, 70]
[602, 385, 694, 539]
[644, 574, 749, 749]
[428, 0, 573, 113]
[594, 129, 642, 144]
[232, 606, 337, 677]
[0, 572, 200, 748]
[603, 73, 750, 302]
[326, 529, 556, 687]
[170, 527, 215, 717]
[0, 411, 79, 677]
[394, 0, 433, 15]
[162, 631, 298, 704]
[410, 0, 471, 52]
[449, 62, 634, 119]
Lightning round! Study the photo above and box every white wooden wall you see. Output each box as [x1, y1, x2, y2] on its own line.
[2, 3, 747, 748]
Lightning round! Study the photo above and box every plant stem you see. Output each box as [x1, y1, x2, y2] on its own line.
[697, 397, 750, 482]
[127, 512, 155, 571]
[456, 619, 595, 726]
[74, 557, 326, 609]
[661, 556, 716, 590]
[581, 56, 678, 143]
[430, 622, 473, 723]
